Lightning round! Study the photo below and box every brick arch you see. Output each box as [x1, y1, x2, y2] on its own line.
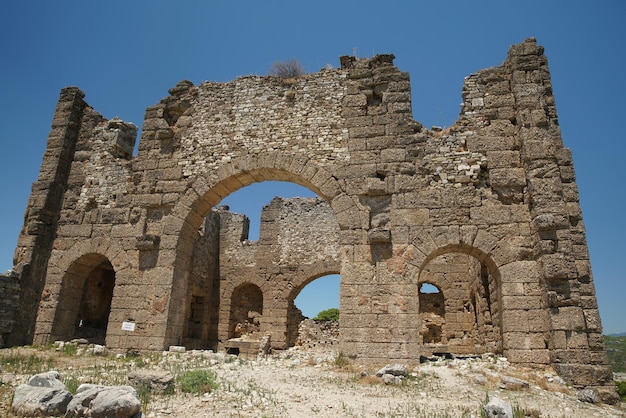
[163, 152, 364, 346]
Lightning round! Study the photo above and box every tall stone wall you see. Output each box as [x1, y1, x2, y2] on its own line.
[0, 271, 20, 346]
[4, 38, 616, 402]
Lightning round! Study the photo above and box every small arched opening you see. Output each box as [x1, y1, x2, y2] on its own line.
[418, 282, 445, 345]
[51, 253, 116, 344]
[418, 249, 502, 356]
[289, 273, 340, 348]
[229, 283, 264, 340]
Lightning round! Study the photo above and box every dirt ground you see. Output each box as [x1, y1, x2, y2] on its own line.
[1, 345, 625, 417]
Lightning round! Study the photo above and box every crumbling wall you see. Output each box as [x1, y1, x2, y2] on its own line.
[6, 39, 616, 402]
[216, 197, 340, 349]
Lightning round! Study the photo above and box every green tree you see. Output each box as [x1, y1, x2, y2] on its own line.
[314, 308, 339, 321]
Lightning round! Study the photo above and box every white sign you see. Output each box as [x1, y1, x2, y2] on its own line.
[121, 321, 136, 332]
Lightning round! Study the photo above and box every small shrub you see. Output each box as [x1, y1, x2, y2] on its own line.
[65, 376, 80, 394]
[269, 59, 305, 78]
[334, 351, 349, 368]
[178, 369, 218, 394]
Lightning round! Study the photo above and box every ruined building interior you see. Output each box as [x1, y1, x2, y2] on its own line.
[0, 38, 617, 401]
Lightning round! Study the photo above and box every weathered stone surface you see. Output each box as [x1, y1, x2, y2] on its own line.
[577, 387, 599, 403]
[2, 38, 614, 400]
[66, 384, 141, 418]
[484, 397, 513, 418]
[12, 385, 73, 417]
[376, 363, 408, 377]
[127, 370, 174, 394]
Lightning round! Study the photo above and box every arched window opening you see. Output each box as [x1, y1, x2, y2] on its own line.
[289, 274, 340, 348]
[229, 283, 263, 339]
[419, 282, 445, 344]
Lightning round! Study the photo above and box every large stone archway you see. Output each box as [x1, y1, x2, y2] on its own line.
[8, 39, 616, 400]
[162, 161, 354, 350]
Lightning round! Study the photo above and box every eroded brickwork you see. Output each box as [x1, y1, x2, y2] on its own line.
[3, 38, 616, 402]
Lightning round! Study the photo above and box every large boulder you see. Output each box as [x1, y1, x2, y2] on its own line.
[66, 384, 142, 418]
[12, 372, 72, 416]
[28, 370, 66, 389]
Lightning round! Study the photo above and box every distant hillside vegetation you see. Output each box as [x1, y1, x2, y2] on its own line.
[605, 335, 626, 373]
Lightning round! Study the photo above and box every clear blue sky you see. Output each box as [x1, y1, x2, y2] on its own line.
[1, 1, 624, 332]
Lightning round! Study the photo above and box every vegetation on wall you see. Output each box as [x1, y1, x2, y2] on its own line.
[314, 307, 339, 321]
[269, 59, 305, 78]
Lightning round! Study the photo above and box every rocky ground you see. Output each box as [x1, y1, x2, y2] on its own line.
[1, 343, 625, 417]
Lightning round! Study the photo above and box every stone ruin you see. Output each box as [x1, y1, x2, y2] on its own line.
[0, 38, 617, 401]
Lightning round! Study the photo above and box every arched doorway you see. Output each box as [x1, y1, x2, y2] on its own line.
[418, 249, 502, 356]
[50, 253, 116, 344]
[162, 158, 366, 348]
[288, 273, 340, 347]
[418, 282, 445, 345]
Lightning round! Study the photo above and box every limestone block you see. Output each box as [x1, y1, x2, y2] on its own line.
[499, 260, 540, 284]
[467, 135, 518, 152]
[583, 309, 602, 332]
[504, 349, 550, 365]
[540, 253, 577, 280]
[57, 224, 92, 238]
[550, 306, 585, 331]
[566, 331, 589, 349]
[486, 150, 521, 168]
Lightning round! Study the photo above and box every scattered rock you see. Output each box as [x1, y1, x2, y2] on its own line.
[28, 370, 66, 389]
[12, 371, 72, 416]
[169, 345, 186, 353]
[474, 374, 488, 385]
[577, 387, 599, 404]
[66, 384, 142, 418]
[484, 396, 513, 418]
[381, 373, 402, 385]
[499, 375, 529, 390]
[128, 370, 175, 394]
[376, 363, 408, 377]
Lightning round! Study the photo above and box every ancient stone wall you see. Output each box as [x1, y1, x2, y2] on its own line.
[0, 272, 20, 346]
[4, 38, 616, 402]
[215, 197, 340, 349]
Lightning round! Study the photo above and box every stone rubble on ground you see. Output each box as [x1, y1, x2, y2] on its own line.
[11, 369, 143, 418]
[484, 396, 514, 418]
[11, 371, 72, 416]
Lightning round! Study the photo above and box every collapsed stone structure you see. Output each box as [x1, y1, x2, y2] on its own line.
[0, 38, 617, 400]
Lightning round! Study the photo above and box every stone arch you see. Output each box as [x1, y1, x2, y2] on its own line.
[285, 264, 341, 347]
[163, 153, 365, 347]
[50, 253, 116, 344]
[416, 242, 503, 356]
[33, 238, 131, 346]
